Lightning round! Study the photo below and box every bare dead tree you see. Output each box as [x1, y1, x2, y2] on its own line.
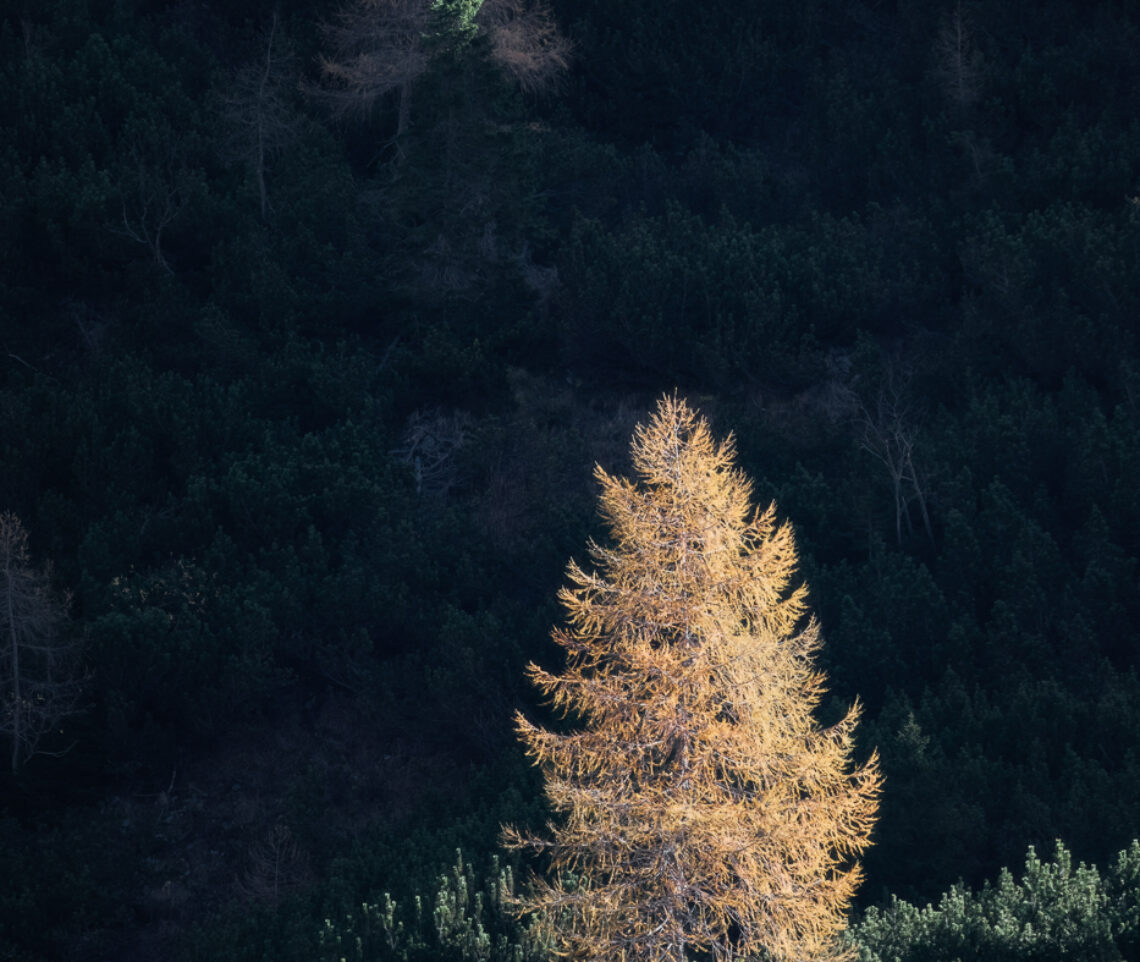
[390, 408, 471, 495]
[481, 0, 571, 96]
[115, 144, 186, 274]
[237, 822, 311, 906]
[57, 298, 109, 359]
[314, 0, 569, 142]
[848, 361, 934, 547]
[0, 513, 83, 773]
[316, 0, 432, 141]
[220, 9, 302, 221]
[932, 2, 986, 111]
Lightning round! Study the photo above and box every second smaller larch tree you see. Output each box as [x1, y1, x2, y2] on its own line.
[504, 396, 881, 962]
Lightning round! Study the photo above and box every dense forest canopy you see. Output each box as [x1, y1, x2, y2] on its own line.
[2, 0, 1140, 959]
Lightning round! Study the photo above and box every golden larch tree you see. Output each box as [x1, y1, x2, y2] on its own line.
[504, 396, 881, 962]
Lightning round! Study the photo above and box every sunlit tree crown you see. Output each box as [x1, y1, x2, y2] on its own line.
[505, 395, 881, 962]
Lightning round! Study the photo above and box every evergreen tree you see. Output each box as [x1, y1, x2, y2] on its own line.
[505, 396, 881, 962]
[851, 840, 1140, 962]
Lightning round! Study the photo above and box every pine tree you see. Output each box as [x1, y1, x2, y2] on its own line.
[504, 396, 881, 962]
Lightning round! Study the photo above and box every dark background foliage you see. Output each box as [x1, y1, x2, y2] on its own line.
[3, 0, 1140, 958]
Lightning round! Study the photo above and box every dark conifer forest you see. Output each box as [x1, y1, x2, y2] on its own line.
[3, 0, 1140, 958]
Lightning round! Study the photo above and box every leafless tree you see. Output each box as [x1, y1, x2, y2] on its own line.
[932, 2, 986, 111]
[482, 0, 572, 96]
[317, 0, 432, 140]
[391, 408, 471, 495]
[0, 513, 83, 773]
[220, 10, 302, 221]
[314, 0, 569, 143]
[115, 143, 187, 274]
[847, 360, 934, 547]
[237, 822, 311, 906]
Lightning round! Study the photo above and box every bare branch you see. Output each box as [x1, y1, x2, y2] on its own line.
[481, 0, 572, 96]
[236, 822, 311, 906]
[314, 0, 431, 135]
[0, 513, 84, 773]
[113, 146, 186, 274]
[932, 2, 986, 111]
[390, 408, 471, 496]
[219, 9, 303, 221]
[847, 358, 934, 546]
